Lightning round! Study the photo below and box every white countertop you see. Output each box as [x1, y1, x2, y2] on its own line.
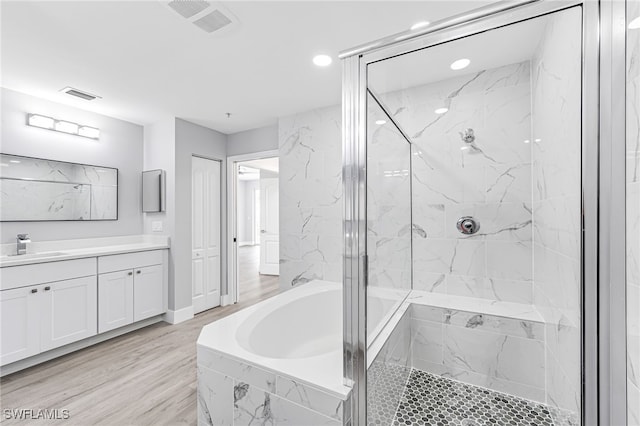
[0, 235, 170, 268]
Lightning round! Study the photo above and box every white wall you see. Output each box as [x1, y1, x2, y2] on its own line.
[174, 118, 227, 309]
[0, 88, 144, 243]
[227, 124, 278, 156]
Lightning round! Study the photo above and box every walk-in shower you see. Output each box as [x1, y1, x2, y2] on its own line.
[342, 1, 631, 425]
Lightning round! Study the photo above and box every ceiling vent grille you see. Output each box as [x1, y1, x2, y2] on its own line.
[162, 1, 238, 35]
[193, 9, 232, 33]
[167, 0, 210, 18]
[60, 87, 101, 101]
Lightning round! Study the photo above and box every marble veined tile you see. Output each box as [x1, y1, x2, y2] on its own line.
[443, 324, 545, 389]
[197, 347, 276, 393]
[234, 381, 340, 425]
[197, 366, 233, 426]
[275, 376, 344, 421]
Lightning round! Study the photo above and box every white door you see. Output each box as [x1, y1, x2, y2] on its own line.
[192, 156, 221, 314]
[41, 276, 97, 352]
[0, 286, 40, 365]
[98, 270, 134, 333]
[259, 177, 279, 275]
[133, 264, 164, 322]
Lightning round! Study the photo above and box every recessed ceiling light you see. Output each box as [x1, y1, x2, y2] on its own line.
[410, 21, 430, 30]
[524, 140, 531, 144]
[629, 16, 640, 29]
[313, 54, 332, 67]
[434, 107, 448, 114]
[450, 58, 471, 70]
[375, 119, 387, 125]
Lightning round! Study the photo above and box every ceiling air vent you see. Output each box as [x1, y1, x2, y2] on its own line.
[60, 87, 101, 101]
[162, 1, 238, 35]
[193, 9, 232, 33]
[167, 0, 210, 18]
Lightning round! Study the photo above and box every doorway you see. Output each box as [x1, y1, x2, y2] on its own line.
[228, 151, 280, 304]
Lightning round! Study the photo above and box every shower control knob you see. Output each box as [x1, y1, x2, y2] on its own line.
[457, 216, 480, 235]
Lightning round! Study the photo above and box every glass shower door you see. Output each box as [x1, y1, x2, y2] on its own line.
[361, 6, 584, 426]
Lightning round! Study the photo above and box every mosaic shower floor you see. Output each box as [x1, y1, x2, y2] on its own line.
[391, 369, 576, 426]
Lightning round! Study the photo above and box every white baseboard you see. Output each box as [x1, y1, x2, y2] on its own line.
[238, 241, 255, 247]
[221, 294, 234, 306]
[163, 305, 194, 324]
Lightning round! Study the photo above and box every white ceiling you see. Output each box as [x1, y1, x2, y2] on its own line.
[368, 15, 546, 95]
[239, 157, 279, 173]
[0, 0, 494, 134]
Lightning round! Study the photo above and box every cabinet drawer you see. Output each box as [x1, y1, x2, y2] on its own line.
[0, 258, 96, 291]
[98, 250, 164, 274]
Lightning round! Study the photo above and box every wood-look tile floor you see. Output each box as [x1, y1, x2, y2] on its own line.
[0, 246, 280, 426]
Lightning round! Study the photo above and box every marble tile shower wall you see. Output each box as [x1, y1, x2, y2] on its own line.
[377, 61, 534, 305]
[367, 310, 411, 426]
[530, 8, 582, 417]
[409, 303, 546, 403]
[627, 1, 640, 424]
[278, 106, 343, 290]
[367, 96, 412, 292]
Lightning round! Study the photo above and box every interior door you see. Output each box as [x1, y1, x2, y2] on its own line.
[192, 156, 221, 314]
[259, 177, 279, 275]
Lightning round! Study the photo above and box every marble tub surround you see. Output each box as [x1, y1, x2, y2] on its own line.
[197, 280, 350, 403]
[279, 106, 343, 290]
[197, 280, 351, 425]
[0, 234, 169, 267]
[628, 0, 640, 424]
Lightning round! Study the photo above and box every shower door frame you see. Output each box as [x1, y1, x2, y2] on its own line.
[341, 0, 627, 425]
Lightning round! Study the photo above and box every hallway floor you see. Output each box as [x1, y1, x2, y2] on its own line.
[0, 270, 280, 425]
[238, 245, 279, 301]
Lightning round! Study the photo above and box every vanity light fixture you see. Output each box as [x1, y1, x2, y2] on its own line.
[313, 54, 332, 67]
[629, 16, 640, 29]
[27, 114, 55, 130]
[434, 107, 449, 114]
[375, 119, 387, 125]
[27, 114, 100, 140]
[450, 58, 471, 70]
[55, 120, 79, 134]
[410, 21, 430, 30]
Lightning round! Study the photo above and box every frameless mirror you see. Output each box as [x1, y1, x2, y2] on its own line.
[142, 169, 166, 213]
[0, 153, 118, 221]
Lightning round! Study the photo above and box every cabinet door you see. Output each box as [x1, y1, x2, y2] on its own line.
[40, 276, 98, 352]
[133, 265, 164, 322]
[0, 286, 40, 365]
[98, 270, 134, 333]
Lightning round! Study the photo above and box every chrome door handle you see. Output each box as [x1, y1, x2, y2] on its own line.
[136, 270, 141, 274]
[261, 230, 266, 234]
[128, 271, 133, 276]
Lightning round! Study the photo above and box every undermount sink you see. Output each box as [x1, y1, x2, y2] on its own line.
[5, 252, 68, 259]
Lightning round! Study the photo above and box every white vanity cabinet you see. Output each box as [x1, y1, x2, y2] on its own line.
[0, 259, 97, 365]
[97, 250, 166, 333]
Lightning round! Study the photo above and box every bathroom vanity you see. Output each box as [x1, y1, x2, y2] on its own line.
[0, 235, 169, 376]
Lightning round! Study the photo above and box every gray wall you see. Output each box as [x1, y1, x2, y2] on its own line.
[227, 124, 278, 156]
[174, 118, 227, 310]
[0, 88, 144, 243]
[143, 118, 176, 307]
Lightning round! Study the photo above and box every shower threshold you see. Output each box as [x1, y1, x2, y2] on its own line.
[391, 369, 578, 426]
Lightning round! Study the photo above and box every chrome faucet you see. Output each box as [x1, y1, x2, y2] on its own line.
[16, 234, 30, 255]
